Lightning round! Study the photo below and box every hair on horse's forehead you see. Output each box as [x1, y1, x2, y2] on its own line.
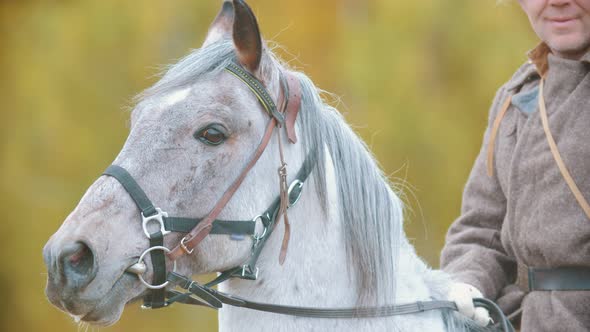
[160, 87, 192, 109]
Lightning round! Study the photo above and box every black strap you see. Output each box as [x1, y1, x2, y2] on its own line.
[145, 231, 167, 308]
[103, 165, 255, 310]
[164, 217, 255, 235]
[531, 267, 590, 291]
[104, 165, 157, 217]
[103, 166, 256, 237]
[519, 265, 590, 291]
[218, 152, 317, 282]
[166, 272, 514, 331]
[101, 154, 314, 309]
[230, 296, 458, 318]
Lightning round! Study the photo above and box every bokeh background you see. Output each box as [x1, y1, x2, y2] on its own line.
[0, 0, 537, 331]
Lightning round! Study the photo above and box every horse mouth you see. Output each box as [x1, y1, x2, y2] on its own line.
[77, 268, 146, 326]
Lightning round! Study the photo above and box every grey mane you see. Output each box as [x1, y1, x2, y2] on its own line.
[298, 75, 405, 305]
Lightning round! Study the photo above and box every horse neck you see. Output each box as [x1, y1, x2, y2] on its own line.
[216, 149, 446, 332]
[219, 150, 357, 307]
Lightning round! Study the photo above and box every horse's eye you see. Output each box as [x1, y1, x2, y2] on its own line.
[195, 124, 227, 146]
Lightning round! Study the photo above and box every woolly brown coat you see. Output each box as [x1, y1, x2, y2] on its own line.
[441, 43, 590, 332]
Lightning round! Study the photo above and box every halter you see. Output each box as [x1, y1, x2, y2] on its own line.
[102, 60, 514, 331]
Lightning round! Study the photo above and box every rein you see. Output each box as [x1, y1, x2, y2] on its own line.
[102, 60, 514, 331]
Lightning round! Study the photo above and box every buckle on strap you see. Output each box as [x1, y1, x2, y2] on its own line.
[251, 213, 270, 243]
[180, 236, 194, 255]
[236, 264, 259, 280]
[167, 272, 223, 308]
[142, 207, 170, 239]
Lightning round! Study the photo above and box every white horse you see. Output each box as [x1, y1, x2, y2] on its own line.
[43, 1, 488, 331]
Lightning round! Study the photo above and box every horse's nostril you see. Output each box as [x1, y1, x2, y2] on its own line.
[59, 242, 96, 289]
[67, 244, 89, 267]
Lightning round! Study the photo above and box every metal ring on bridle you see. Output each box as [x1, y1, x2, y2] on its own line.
[251, 215, 268, 242]
[136, 246, 177, 289]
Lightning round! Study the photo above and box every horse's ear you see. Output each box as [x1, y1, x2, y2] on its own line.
[232, 0, 262, 73]
[203, 1, 235, 47]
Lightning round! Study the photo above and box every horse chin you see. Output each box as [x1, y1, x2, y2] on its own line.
[77, 273, 145, 326]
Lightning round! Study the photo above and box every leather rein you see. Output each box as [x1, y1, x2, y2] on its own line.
[102, 60, 514, 331]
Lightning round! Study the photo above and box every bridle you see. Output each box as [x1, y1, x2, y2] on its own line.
[101, 59, 514, 331]
[103, 59, 305, 309]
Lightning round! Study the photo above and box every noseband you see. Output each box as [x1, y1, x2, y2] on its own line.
[101, 60, 514, 331]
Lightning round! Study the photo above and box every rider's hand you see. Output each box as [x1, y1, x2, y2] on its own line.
[447, 282, 491, 327]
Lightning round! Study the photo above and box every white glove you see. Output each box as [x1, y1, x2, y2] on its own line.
[447, 282, 491, 327]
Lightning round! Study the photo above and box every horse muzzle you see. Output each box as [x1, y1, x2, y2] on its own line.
[43, 239, 98, 314]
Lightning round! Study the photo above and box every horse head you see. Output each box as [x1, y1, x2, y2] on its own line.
[43, 0, 305, 325]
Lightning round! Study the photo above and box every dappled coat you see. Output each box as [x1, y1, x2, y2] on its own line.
[441, 43, 590, 332]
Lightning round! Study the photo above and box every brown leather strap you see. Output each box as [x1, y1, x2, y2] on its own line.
[538, 78, 590, 220]
[283, 71, 302, 144]
[276, 129, 290, 265]
[168, 68, 303, 262]
[168, 118, 278, 261]
[487, 94, 513, 177]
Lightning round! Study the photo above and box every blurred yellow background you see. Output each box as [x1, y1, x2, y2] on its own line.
[0, 0, 536, 331]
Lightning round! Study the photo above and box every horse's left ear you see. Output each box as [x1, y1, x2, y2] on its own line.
[203, 1, 235, 47]
[232, 0, 262, 73]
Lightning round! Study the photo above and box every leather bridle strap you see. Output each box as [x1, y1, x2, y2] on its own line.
[488, 78, 590, 220]
[225, 61, 284, 124]
[103, 165, 258, 308]
[171, 271, 457, 317]
[103, 165, 168, 308]
[487, 94, 513, 177]
[164, 218, 254, 235]
[168, 60, 301, 261]
[283, 71, 301, 144]
[103, 165, 158, 217]
[166, 272, 514, 331]
[168, 117, 278, 261]
[145, 231, 166, 308]
[538, 78, 590, 219]
[103, 165, 257, 238]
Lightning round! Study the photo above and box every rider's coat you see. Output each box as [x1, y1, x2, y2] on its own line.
[441, 43, 590, 332]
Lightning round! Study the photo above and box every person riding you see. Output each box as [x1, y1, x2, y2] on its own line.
[441, 1, 590, 331]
